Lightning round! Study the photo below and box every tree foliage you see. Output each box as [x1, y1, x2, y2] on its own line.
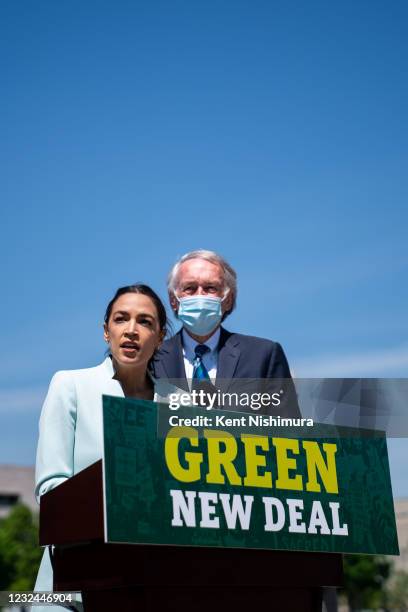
[0, 504, 42, 590]
[342, 554, 392, 611]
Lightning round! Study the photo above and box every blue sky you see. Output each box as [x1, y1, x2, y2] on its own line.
[1, 1, 407, 496]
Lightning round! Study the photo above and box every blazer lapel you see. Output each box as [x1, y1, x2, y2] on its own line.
[216, 327, 240, 392]
[154, 328, 241, 393]
[152, 331, 189, 390]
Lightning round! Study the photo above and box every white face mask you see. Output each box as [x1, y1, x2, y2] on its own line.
[176, 292, 228, 336]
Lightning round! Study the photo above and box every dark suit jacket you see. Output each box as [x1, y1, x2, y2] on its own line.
[151, 327, 300, 417]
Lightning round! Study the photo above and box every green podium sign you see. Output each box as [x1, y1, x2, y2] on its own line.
[102, 395, 399, 555]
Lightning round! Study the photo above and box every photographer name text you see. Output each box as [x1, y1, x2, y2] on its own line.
[168, 414, 314, 428]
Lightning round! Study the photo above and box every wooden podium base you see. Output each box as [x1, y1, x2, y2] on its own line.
[53, 541, 337, 612]
[42, 462, 342, 612]
[82, 585, 323, 612]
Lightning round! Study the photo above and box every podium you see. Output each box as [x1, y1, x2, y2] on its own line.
[40, 460, 343, 612]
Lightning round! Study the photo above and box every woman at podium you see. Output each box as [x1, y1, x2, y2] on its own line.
[33, 283, 172, 608]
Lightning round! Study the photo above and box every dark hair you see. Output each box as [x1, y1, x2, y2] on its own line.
[104, 284, 169, 337]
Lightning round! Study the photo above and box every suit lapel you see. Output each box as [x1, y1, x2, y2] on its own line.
[216, 328, 240, 392]
[153, 331, 189, 389]
[154, 327, 241, 393]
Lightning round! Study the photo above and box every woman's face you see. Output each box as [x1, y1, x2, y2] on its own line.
[104, 293, 164, 369]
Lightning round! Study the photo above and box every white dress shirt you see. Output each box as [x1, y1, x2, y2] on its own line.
[182, 327, 220, 385]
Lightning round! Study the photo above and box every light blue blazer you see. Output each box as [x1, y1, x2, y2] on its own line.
[34, 357, 177, 611]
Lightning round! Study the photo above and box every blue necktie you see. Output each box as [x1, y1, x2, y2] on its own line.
[192, 344, 218, 406]
[193, 344, 211, 382]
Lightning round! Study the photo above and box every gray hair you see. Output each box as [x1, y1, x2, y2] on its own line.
[167, 249, 237, 317]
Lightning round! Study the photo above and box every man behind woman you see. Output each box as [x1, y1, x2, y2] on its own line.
[34, 250, 297, 609]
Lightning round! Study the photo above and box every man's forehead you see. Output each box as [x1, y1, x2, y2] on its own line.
[178, 258, 224, 282]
